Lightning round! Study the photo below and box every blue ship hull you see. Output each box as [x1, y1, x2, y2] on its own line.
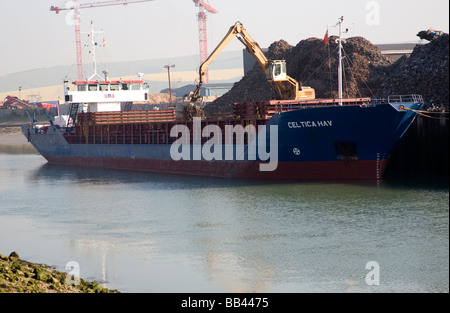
[22, 96, 423, 180]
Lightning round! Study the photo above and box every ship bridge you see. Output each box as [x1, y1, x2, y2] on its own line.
[64, 78, 149, 112]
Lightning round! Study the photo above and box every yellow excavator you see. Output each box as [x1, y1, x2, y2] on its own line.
[188, 21, 315, 104]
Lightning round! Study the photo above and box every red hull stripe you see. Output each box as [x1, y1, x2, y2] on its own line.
[44, 156, 388, 180]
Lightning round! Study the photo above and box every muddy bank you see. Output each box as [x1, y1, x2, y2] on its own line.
[0, 252, 119, 293]
[0, 125, 37, 154]
[0, 128, 27, 144]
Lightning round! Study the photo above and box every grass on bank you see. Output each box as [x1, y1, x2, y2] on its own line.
[0, 252, 119, 293]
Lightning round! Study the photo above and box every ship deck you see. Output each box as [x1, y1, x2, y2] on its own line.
[63, 95, 422, 146]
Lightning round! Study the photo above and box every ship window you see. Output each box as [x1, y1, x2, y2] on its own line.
[77, 84, 87, 91]
[110, 84, 119, 91]
[122, 83, 129, 90]
[88, 84, 98, 91]
[99, 84, 109, 91]
[130, 83, 141, 90]
[335, 142, 360, 161]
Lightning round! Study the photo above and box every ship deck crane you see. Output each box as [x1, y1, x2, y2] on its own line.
[188, 22, 315, 104]
[50, 0, 155, 81]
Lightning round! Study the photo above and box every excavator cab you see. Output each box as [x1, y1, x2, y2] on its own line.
[266, 60, 287, 81]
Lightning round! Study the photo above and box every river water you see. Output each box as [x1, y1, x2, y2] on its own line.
[0, 151, 448, 293]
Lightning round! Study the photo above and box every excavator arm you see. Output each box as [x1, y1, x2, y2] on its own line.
[188, 22, 315, 104]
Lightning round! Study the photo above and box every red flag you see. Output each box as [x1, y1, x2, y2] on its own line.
[323, 29, 329, 44]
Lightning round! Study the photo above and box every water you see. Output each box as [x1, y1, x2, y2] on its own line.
[0, 152, 448, 293]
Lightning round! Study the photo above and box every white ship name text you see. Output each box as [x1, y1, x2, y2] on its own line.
[288, 120, 333, 128]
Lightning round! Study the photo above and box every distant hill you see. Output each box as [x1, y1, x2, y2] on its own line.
[0, 50, 243, 94]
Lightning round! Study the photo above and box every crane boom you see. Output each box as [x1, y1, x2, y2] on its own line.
[189, 22, 315, 104]
[194, 0, 217, 13]
[50, 0, 154, 81]
[51, 0, 154, 13]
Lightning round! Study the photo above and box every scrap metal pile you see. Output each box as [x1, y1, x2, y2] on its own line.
[204, 31, 449, 116]
[377, 32, 449, 109]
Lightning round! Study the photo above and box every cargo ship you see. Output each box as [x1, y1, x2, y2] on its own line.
[22, 20, 424, 180]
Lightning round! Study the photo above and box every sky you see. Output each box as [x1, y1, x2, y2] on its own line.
[0, 0, 448, 77]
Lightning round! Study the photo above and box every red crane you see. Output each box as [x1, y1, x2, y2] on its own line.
[193, 0, 217, 84]
[50, 0, 155, 81]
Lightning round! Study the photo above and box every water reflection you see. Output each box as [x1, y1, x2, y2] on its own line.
[1, 154, 448, 292]
[30, 161, 411, 190]
[30, 162, 260, 190]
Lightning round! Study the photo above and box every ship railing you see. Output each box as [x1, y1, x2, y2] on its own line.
[388, 94, 424, 104]
[369, 98, 388, 105]
[233, 98, 374, 119]
[269, 98, 374, 111]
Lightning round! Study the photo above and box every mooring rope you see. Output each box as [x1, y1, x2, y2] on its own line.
[400, 106, 449, 120]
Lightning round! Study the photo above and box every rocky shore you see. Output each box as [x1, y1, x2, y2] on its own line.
[0, 252, 119, 293]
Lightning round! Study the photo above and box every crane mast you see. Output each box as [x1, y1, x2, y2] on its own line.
[50, 0, 155, 81]
[74, 0, 83, 81]
[193, 0, 217, 84]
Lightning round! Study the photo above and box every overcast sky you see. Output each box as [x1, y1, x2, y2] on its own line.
[0, 0, 448, 76]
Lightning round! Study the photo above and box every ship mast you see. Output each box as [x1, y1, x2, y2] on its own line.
[87, 21, 104, 81]
[336, 16, 348, 106]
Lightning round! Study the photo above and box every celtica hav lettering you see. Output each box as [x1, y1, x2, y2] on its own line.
[224, 124, 257, 161]
[181, 297, 215, 310]
[202, 124, 222, 161]
[288, 120, 333, 128]
[258, 125, 278, 172]
[169, 124, 190, 161]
